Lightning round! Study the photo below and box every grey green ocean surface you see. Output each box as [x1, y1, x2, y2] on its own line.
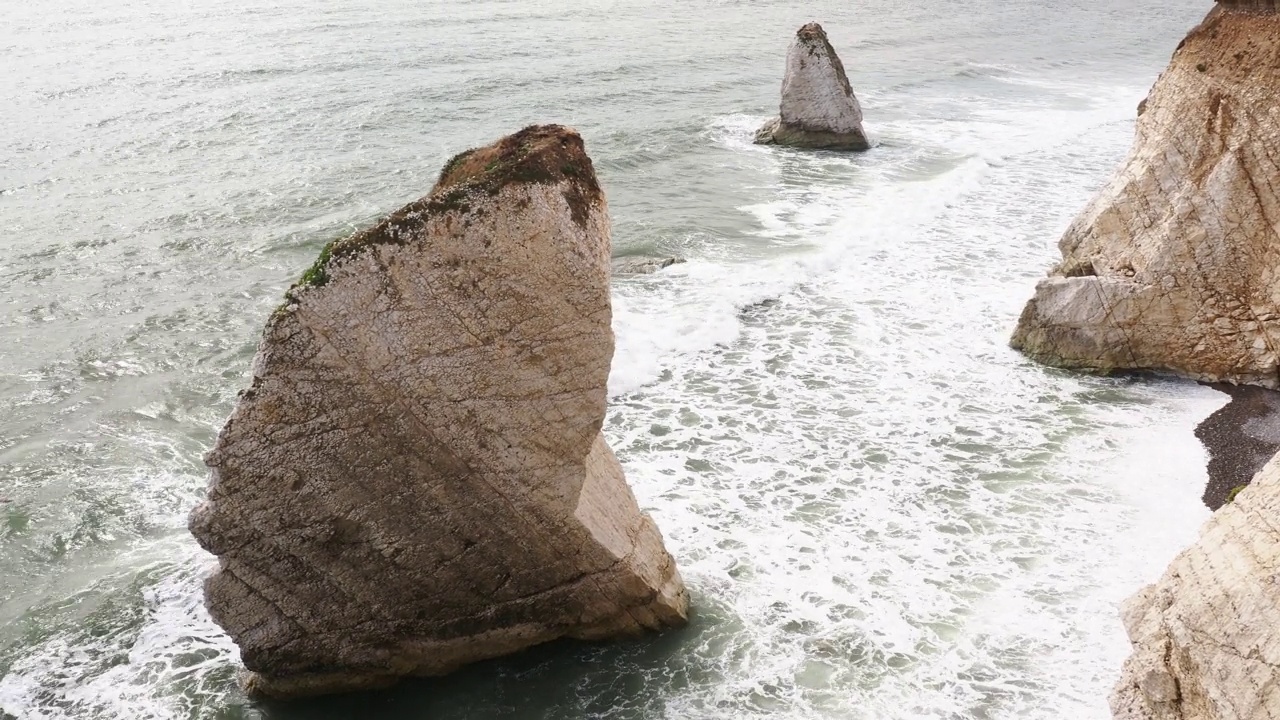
[0, 0, 1229, 718]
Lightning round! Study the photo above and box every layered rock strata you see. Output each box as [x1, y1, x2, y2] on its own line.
[755, 22, 871, 151]
[1112, 451, 1280, 719]
[1011, 4, 1280, 387]
[189, 125, 689, 699]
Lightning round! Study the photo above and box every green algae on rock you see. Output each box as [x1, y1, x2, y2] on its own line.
[287, 125, 603, 296]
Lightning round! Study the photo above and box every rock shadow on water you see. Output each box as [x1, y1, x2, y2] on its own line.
[248, 597, 734, 720]
[769, 141, 880, 187]
[1196, 382, 1280, 510]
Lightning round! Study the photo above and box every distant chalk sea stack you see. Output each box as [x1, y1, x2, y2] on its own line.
[188, 125, 689, 699]
[755, 22, 871, 151]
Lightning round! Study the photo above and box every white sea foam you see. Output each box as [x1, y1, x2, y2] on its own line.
[0, 12, 1224, 720]
[602, 79, 1221, 719]
[0, 542, 239, 720]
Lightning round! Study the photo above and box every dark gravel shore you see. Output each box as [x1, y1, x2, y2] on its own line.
[1196, 383, 1280, 509]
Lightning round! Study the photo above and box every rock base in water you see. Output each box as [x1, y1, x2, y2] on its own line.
[753, 117, 870, 150]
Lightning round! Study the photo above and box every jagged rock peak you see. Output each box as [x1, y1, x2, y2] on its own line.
[1010, 7, 1280, 387]
[754, 22, 871, 151]
[1111, 451, 1280, 719]
[293, 125, 603, 291]
[189, 124, 689, 699]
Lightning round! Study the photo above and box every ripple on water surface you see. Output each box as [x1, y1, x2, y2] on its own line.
[0, 0, 1221, 718]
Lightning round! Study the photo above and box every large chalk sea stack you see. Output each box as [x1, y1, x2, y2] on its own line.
[189, 125, 689, 699]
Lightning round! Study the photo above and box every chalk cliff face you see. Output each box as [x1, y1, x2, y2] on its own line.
[755, 22, 871, 151]
[188, 125, 689, 699]
[1111, 451, 1280, 720]
[1072, 4, 1280, 718]
[1011, 4, 1280, 387]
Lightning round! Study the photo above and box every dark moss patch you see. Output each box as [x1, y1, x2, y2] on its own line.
[297, 239, 336, 289]
[439, 149, 477, 184]
[285, 124, 601, 297]
[1226, 484, 1248, 503]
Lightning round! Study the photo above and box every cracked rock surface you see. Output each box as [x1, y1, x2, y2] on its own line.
[1011, 4, 1280, 387]
[755, 22, 870, 151]
[188, 125, 689, 699]
[1111, 450, 1280, 720]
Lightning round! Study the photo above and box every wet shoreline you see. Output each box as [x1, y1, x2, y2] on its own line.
[1196, 382, 1280, 509]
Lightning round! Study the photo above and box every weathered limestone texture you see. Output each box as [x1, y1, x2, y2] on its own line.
[1011, 4, 1280, 387]
[754, 22, 871, 151]
[189, 125, 689, 699]
[1112, 451, 1280, 719]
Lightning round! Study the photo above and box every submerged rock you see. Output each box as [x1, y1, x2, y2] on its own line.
[754, 23, 870, 151]
[611, 256, 686, 275]
[1011, 5, 1280, 387]
[1112, 451, 1280, 719]
[189, 125, 689, 699]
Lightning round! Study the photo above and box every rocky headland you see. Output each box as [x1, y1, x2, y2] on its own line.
[755, 23, 871, 151]
[1006, 2, 1280, 718]
[189, 125, 688, 699]
[1010, 2, 1280, 388]
[1112, 454, 1280, 720]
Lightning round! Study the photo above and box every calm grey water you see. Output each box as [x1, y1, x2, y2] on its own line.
[0, 1, 1226, 718]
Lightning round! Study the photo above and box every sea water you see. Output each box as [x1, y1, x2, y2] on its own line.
[0, 0, 1226, 717]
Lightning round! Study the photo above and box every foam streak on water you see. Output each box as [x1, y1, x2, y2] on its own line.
[1, 0, 1220, 718]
